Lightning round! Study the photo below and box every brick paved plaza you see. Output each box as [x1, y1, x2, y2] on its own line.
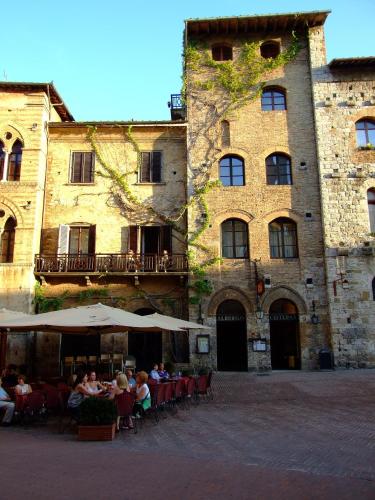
[1, 370, 375, 499]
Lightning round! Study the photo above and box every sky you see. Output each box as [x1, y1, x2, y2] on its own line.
[1, 0, 374, 121]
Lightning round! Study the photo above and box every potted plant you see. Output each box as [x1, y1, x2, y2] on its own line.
[78, 397, 117, 441]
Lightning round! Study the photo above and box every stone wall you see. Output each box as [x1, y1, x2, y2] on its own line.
[309, 27, 375, 367]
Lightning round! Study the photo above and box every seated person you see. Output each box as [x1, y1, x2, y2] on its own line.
[67, 373, 93, 419]
[109, 373, 132, 430]
[149, 364, 161, 381]
[158, 362, 169, 379]
[125, 369, 136, 388]
[2, 364, 18, 387]
[111, 370, 121, 388]
[85, 371, 105, 395]
[0, 377, 15, 426]
[134, 371, 151, 416]
[15, 375, 32, 396]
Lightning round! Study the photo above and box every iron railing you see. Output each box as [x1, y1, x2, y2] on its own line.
[168, 94, 186, 120]
[35, 253, 189, 273]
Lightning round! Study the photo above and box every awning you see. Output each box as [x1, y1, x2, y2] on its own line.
[0, 303, 183, 334]
[146, 312, 209, 330]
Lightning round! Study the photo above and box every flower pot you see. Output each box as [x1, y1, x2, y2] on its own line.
[78, 423, 116, 441]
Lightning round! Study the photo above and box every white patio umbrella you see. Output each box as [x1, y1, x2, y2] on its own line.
[145, 312, 209, 330]
[0, 303, 183, 334]
[0, 308, 31, 321]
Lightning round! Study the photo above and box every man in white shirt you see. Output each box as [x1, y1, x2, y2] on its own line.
[149, 364, 161, 381]
[0, 377, 15, 426]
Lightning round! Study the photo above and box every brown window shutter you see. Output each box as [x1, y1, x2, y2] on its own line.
[160, 225, 172, 254]
[88, 225, 96, 254]
[128, 225, 138, 252]
[151, 152, 162, 182]
[71, 153, 82, 183]
[82, 152, 95, 183]
[140, 152, 151, 182]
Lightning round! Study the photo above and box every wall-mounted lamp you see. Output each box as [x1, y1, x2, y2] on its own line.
[255, 303, 264, 321]
[22, 201, 32, 210]
[31, 123, 38, 131]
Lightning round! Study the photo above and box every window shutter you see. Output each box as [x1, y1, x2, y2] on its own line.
[88, 225, 96, 254]
[140, 152, 151, 182]
[160, 225, 172, 254]
[82, 152, 94, 183]
[71, 153, 82, 183]
[57, 225, 70, 254]
[128, 226, 138, 252]
[152, 152, 162, 182]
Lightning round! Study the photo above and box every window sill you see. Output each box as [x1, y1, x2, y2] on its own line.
[270, 257, 299, 261]
[135, 182, 166, 186]
[357, 147, 375, 151]
[67, 183, 96, 186]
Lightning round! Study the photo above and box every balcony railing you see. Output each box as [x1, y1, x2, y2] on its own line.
[35, 253, 189, 274]
[168, 94, 186, 120]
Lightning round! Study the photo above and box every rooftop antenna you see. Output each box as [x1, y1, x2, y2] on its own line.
[3, 69, 7, 81]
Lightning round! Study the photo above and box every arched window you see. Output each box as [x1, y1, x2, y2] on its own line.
[261, 88, 286, 111]
[7, 140, 22, 181]
[266, 153, 292, 185]
[221, 219, 248, 258]
[212, 44, 233, 61]
[356, 119, 375, 147]
[0, 141, 5, 179]
[368, 188, 375, 233]
[219, 155, 244, 186]
[372, 277, 375, 300]
[1, 217, 16, 263]
[260, 41, 280, 59]
[221, 120, 230, 147]
[269, 218, 298, 259]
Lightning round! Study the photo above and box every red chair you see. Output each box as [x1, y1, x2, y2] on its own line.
[115, 392, 137, 433]
[23, 391, 46, 424]
[195, 375, 209, 402]
[185, 377, 197, 408]
[43, 385, 60, 413]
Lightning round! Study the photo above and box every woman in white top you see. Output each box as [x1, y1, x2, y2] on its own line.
[15, 375, 32, 396]
[85, 371, 105, 395]
[134, 371, 151, 415]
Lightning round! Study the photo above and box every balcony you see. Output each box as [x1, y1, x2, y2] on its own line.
[35, 253, 189, 275]
[168, 94, 186, 120]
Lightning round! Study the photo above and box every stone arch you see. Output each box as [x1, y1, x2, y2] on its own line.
[214, 209, 254, 226]
[258, 145, 291, 163]
[262, 208, 303, 225]
[0, 196, 23, 226]
[260, 285, 307, 315]
[0, 123, 26, 151]
[207, 286, 253, 316]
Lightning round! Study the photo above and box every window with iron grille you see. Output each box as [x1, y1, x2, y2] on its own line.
[368, 188, 375, 233]
[269, 218, 298, 259]
[139, 152, 162, 183]
[266, 154, 292, 185]
[70, 152, 95, 183]
[261, 88, 286, 111]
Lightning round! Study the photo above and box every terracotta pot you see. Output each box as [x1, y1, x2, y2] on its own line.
[78, 423, 116, 441]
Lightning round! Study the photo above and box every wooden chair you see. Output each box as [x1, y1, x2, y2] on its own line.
[112, 353, 124, 372]
[100, 354, 112, 374]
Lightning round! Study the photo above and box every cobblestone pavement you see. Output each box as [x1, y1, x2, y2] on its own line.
[1, 370, 375, 499]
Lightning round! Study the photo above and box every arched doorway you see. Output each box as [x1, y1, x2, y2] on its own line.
[217, 300, 247, 371]
[269, 299, 300, 370]
[128, 308, 162, 372]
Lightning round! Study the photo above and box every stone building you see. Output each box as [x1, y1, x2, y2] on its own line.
[309, 26, 375, 367]
[184, 12, 331, 372]
[0, 10, 373, 375]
